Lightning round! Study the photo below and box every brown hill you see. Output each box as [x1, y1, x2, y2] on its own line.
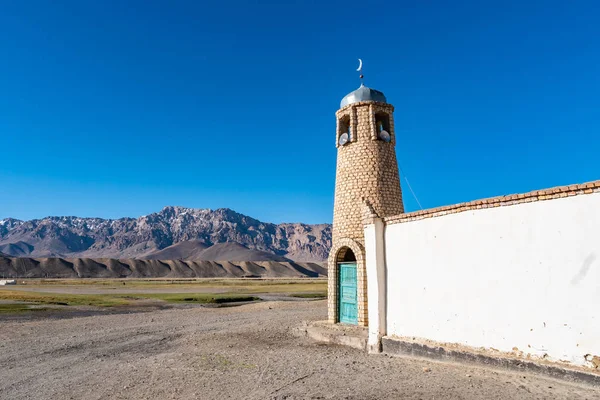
[0, 256, 326, 279]
[0, 241, 34, 257]
[144, 240, 210, 260]
[192, 242, 290, 262]
[144, 241, 291, 262]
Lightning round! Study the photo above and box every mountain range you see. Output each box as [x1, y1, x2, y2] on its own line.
[0, 206, 332, 262]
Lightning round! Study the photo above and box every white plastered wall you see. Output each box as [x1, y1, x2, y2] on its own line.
[380, 192, 600, 367]
[365, 218, 387, 352]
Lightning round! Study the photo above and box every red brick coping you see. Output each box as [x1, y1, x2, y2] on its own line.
[385, 180, 600, 225]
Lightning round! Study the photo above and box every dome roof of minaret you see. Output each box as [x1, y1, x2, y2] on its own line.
[340, 84, 387, 108]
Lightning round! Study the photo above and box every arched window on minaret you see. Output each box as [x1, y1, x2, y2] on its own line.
[339, 114, 351, 142]
[375, 112, 391, 140]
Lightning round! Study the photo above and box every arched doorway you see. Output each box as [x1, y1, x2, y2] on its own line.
[337, 247, 358, 325]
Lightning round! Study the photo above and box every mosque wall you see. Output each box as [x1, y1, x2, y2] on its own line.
[364, 181, 600, 369]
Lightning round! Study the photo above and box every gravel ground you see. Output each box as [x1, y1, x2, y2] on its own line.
[0, 300, 598, 400]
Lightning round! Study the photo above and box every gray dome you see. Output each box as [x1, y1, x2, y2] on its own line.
[340, 84, 387, 108]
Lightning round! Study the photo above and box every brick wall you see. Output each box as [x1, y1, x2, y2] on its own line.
[329, 100, 405, 326]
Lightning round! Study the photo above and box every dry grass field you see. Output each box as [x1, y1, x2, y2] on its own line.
[0, 278, 326, 315]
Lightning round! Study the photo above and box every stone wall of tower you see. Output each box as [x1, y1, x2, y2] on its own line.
[328, 100, 404, 326]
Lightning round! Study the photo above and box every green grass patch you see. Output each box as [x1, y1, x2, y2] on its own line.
[0, 279, 327, 310]
[113, 293, 260, 304]
[288, 292, 327, 299]
[205, 283, 327, 294]
[0, 304, 50, 314]
[14, 279, 328, 297]
[0, 290, 260, 308]
[21, 278, 327, 291]
[0, 290, 128, 307]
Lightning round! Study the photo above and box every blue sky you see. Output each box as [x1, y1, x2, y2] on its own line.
[1, 1, 599, 224]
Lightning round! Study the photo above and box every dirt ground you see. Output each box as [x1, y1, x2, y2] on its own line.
[0, 300, 598, 400]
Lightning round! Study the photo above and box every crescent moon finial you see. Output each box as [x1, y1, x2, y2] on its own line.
[357, 59, 364, 85]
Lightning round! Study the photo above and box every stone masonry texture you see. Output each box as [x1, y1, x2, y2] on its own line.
[328, 100, 405, 326]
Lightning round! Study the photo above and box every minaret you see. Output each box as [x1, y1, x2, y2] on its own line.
[328, 67, 404, 326]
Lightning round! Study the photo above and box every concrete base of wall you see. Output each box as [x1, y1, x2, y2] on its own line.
[295, 321, 367, 351]
[382, 336, 600, 386]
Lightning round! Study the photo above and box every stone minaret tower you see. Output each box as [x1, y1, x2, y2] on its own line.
[328, 82, 404, 326]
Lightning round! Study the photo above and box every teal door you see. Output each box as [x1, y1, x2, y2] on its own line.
[339, 262, 358, 325]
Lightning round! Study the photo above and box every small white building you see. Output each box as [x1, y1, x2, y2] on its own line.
[328, 74, 600, 371]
